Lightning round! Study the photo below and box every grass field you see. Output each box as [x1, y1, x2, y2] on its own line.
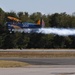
[0, 51, 75, 58]
[0, 60, 30, 67]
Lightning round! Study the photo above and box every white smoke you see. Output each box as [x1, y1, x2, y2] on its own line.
[38, 28, 75, 36]
[13, 28, 75, 36]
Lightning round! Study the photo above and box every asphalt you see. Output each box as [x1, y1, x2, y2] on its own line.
[0, 49, 75, 52]
[0, 49, 75, 65]
[0, 57, 75, 65]
[0, 68, 75, 75]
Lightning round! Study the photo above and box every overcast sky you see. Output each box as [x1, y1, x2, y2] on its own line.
[0, 0, 75, 15]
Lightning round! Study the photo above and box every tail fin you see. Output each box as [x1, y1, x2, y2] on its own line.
[37, 18, 45, 28]
[40, 18, 45, 28]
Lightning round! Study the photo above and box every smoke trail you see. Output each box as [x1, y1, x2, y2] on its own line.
[14, 28, 75, 36]
[38, 28, 75, 36]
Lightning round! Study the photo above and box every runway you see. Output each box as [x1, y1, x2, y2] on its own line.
[0, 68, 75, 75]
[0, 57, 75, 65]
[0, 49, 75, 65]
[0, 49, 75, 52]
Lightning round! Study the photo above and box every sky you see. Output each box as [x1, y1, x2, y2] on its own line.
[0, 0, 75, 15]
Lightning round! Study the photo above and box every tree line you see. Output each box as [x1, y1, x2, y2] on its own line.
[0, 8, 75, 49]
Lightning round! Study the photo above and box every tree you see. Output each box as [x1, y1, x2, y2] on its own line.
[27, 33, 43, 48]
[16, 33, 30, 49]
[0, 35, 3, 48]
[30, 12, 42, 23]
[17, 12, 29, 22]
[2, 34, 15, 49]
[50, 13, 59, 27]
[0, 8, 5, 24]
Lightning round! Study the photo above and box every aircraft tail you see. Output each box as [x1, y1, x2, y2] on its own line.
[37, 18, 45, 28]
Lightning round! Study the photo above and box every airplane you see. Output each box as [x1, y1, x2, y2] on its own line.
[6, 16, 45, 33]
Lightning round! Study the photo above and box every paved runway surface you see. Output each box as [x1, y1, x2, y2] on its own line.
[0, 49, 75, 65]
[0, 57, 75, 65]
[0, 68, 75, 75]
[0, 49, 75, 52]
